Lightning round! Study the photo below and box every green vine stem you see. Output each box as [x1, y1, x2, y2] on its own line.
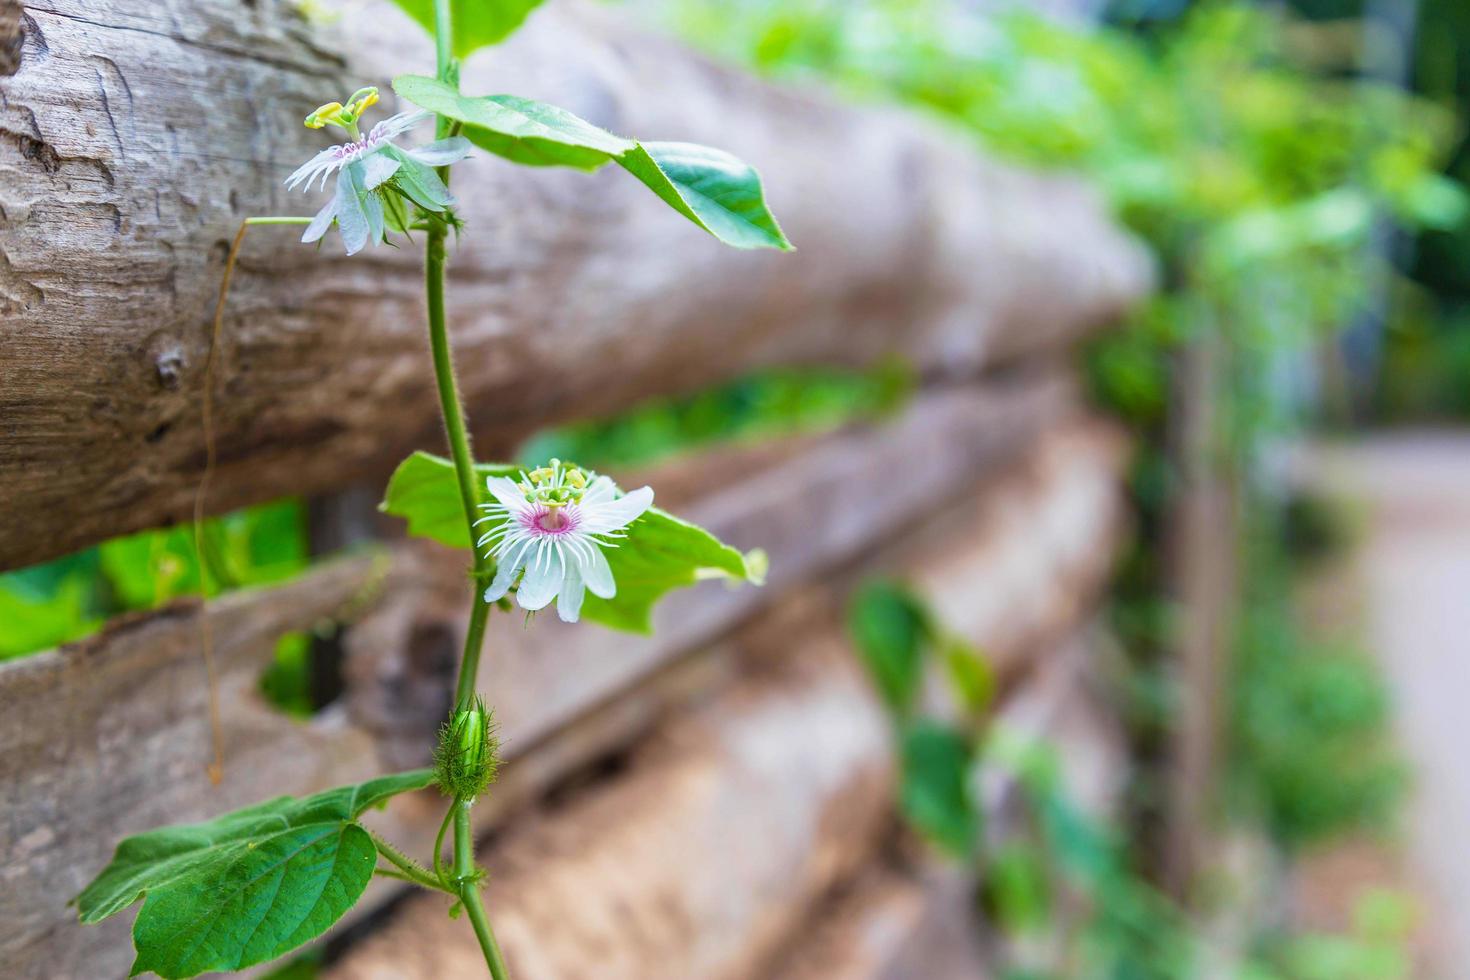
[456, 799, 511, 977]
[422, 0, 509, 975]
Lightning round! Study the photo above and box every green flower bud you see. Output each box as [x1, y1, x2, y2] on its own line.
[434, 697, 499, 801]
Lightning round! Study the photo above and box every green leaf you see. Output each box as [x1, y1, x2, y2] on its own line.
[378, 451, 518, 549]
[847, 580, 932, 714]
[76, 771, 433, 979]
[392, 77, 793, 250]
[393, 76, 630, 171]
[386, 0, 545, 56]
[581, 507, 754, 634]
[899, 721, 979, 857]
[0, 572, 99, 659]
[941, 638, 995, 717]
[617, 142, 794, 251]
[379, 453, 761, 632]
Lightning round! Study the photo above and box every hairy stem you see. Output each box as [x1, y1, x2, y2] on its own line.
[455, 800, 510, 980]
[422, 0, 509, 976]
[372, 833, 453, 894]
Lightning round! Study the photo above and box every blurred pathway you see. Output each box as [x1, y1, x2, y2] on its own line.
[1299, 433, 1470, 974]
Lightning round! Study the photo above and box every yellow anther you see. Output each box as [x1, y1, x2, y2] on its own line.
[343, 87, 380, 122]
[304, 101, 344, 129]
[347, 87, 379, 109]
[566, 469, 587, 489]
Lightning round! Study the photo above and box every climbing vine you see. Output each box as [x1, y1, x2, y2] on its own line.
[71, 2, 789, 976]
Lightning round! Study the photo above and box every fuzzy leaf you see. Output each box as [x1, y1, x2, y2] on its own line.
[387, 0, 545, 56]
[378, 451, 519, 549]
[393, 77, 793, 249]
[75, 771, 433, 979]
[394, 76, 630, 170]
[581, 507, 754, 634]
[617, 141, 794, 251]
[379, 453, 760, 632]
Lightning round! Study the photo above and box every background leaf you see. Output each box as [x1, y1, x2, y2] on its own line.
[941, 638, 996, 717]
[380, 453, 760, 632]
[899, 720, 980, 857]
[847, 580, 932, 714]
[385, 0, 546, 57]
[76, 771, 432, 979]
[618, 141, 794, 251]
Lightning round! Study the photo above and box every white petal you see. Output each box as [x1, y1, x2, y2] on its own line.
[334, 174, 371, 255]
[556, 563, 585, 622]
[486, 476, 531, 514]
[483, 555, 521, 603]
[406, 136, 473, 167]
[301, 197, 338, 244]
[285, 147, 340, 190]
[579, 486, 654, 535]
[370, 110, 432, 143]
[360, 150, 402, 190]
[579, 545, 616, 599]
[516, 548, 563, 611]
[580, 475, 617, 506]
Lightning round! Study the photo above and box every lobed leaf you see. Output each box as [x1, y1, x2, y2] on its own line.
[75, 771, 433, 978]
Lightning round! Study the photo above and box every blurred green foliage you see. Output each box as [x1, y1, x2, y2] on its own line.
[665, 0, 1465, 442]
[519, 359, 912, 470]
[847, 579, 993, 858]
[259, 631, 318, 721]
[846, 579, 932, 715]
[851, 582, 1413, 977]
[660, 0, 1455, 857]
[0, 500, 308, 661]
[1249, 888, 1418, 980]
[1230, 512, 1406, 849]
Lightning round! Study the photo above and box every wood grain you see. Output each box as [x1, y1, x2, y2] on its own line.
[0, 381, 1104, 979]
[0, 0, 1150, 570]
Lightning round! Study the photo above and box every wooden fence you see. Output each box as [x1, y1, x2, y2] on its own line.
[0, 1, 1152, 977]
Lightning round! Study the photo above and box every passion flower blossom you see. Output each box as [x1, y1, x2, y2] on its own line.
[284, 102, 471, 255]
[476, 460, 654, 623]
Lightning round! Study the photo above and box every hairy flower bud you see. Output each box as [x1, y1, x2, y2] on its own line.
[434, 697, 499, 801]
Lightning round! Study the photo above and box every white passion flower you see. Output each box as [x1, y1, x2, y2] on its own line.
[284, 89, 471, 255]
[476, 460, 654, 623]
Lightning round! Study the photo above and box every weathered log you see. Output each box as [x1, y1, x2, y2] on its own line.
[768, 867, 991, 980]
[0, 380, 1103, 979]
[900, 421, 1128, 682]
[0, 0, 1151, 570]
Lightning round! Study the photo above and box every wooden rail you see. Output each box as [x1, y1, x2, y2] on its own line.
[0, 0, 1150, 570]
